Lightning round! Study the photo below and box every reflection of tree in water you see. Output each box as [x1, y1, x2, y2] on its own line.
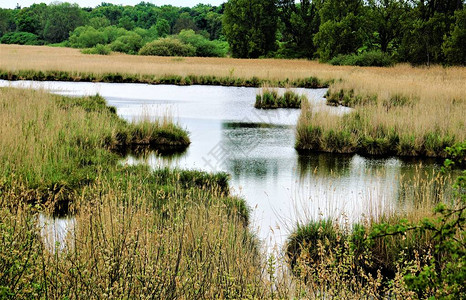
[227, 158, 280, 181]
[297, 152, 353, 180]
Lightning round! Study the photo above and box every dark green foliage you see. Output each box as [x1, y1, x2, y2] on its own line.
[277, 0, 320, 59]
[0, 32, 41, 45]
[0, 1, 464, 64]
[15, 3, 47, 36]
[155, 19, 170, 37]
[366, 0, 406, 54]
[328, 50, 394, 67]
[443, 8, 466, 65]
[139, 37, 196, 57]
[0, 9, 16, 38]
[42, 2, 87, 43]
[314, 0, 367, 61]
[223, 0, 278, 58]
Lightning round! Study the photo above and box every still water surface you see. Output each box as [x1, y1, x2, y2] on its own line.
[1, 80, 443, 247]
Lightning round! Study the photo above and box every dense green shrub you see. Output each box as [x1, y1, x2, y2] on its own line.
[69, 26, 107, 48]
[176, 29, 228, 57]
[138, 37, 196, 57]
[109, 32, 144, 54]
[0, 32, 41, 45]
[328, 51, 394, 67]
[80, 44, 111, 55]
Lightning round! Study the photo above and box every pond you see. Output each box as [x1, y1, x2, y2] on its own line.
[0, 80, 447, 248]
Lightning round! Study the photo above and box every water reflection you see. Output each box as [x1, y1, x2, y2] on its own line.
[38, 214, 75, 252]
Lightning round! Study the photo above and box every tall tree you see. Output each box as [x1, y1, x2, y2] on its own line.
[367, 0, 407, 53]
[313, 0, 368, 61]
[223, 0, 278, 58]
[278, 0, 320, 58]
[43, 2, 87, 43]
[399, 0, 463, 65]
[0, 9, 16, 37]
[15, 4, 47, 36]
[442, 7, 466, 65]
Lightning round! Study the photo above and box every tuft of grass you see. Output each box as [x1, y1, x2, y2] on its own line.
[255, 86, 307, 109]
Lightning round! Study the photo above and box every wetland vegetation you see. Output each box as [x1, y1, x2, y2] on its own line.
[0, 0, 465, 297]
[254, 87, 306, 109]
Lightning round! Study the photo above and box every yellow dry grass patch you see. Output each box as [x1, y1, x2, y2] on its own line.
[2, 44, 464, 98]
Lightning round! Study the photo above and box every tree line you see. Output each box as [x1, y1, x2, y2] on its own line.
[0, 0, 464, 65]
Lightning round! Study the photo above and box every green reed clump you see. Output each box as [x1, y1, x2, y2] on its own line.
[326, 88, 378, 107]
[296, 101, 462, 158]
[286, 219, 341, 270]
[255, 87, 307, 109]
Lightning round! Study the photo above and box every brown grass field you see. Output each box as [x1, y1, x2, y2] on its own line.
[1, 44, 464, 103]
[1, 44, 465, 102]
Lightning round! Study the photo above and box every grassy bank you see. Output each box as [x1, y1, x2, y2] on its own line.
[0, 87, 189, 204]
[255, 87, 306, 109]
[0, 87, 274, 298]
[296, 98, 465, 158]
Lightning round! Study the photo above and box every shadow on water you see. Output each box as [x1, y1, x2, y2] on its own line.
[297, 151, 354, 179]
[113, 144, 188, 160]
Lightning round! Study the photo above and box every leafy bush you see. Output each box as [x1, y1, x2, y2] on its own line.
[110, 32, 143, 54]
[101, 26, 128, 43]
[176, 29, 228, 57]
[0, 32, 41, 45]
[328, 50, 394, 67]
[138, 37, 196, 57]
[69, 26, 107, 48]
[80, 44, 111, 55]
